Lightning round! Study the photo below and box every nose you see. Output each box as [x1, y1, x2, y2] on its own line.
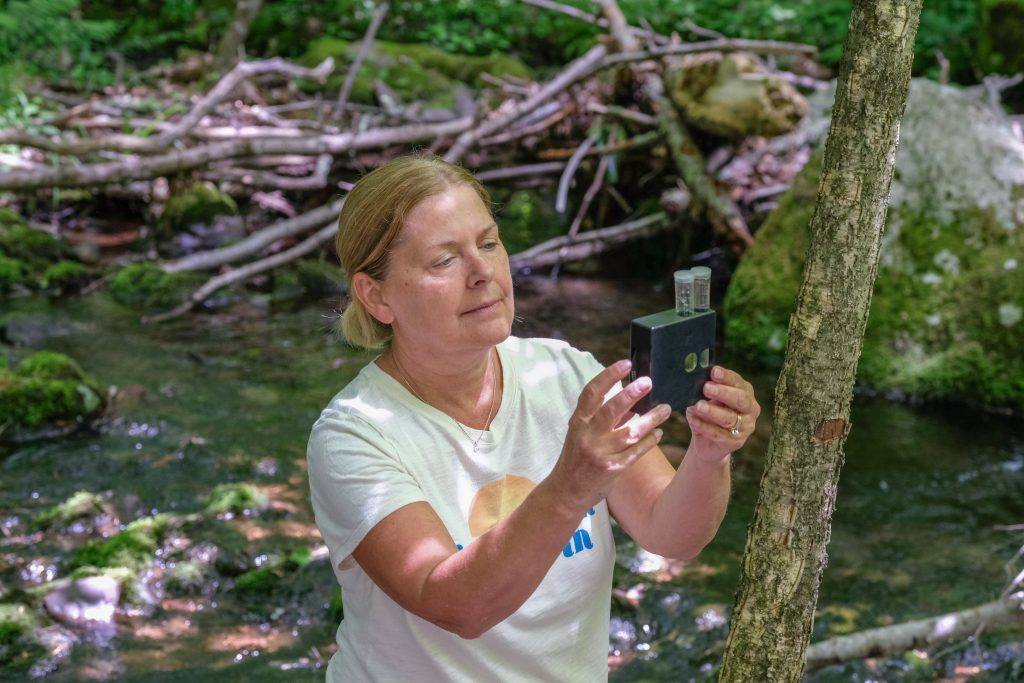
[467, 247, 494, 287]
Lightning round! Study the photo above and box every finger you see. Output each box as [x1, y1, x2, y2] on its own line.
[686, 407, 740, 442]
[611, 402, 672, 447]
[575, 360, 632, 420]
[591, 375, 655, 432]
[691, 400, 745, 433]
[611, 428, 664, 472]
[703, 381, 758, 416]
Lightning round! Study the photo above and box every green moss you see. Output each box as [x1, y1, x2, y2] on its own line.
[0, 208, 26, 229]
[31, 490, 105, 531]
[204, 483, 269, 516]
[294, 259, 347, 297]
[41, 260, 90, 292]
[157, 181, 238, 235]
[0, 256, 29, 291]
[109, 263, 204, 311]
[304, 38, 532, 107]
[0, 602, 44, 674]
[0, 374, 103, 430]
[328, 586, 344, 623]
[0, 224, 64, 266]
[233, 566, 281, 598]
[163, 561, 207, 596]
[15, 351, 88, 382]
[69, 514, 172, 571]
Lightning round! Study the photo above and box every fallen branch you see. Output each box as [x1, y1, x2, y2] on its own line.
[198, 153, 334, 190]
[163, 197, 345, 273]
[804, 592, 1024, 672]
[509, 212, 670, 272]
[0, 117, 473, 190]
[144, 221, 339, 323]
[556, 133, 599, 213]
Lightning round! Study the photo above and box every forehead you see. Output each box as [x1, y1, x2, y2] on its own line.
[399, 184, 494, 244]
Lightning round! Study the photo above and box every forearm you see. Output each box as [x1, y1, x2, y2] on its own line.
[645, 448, 731, 559]
[418, 477, 590, 638]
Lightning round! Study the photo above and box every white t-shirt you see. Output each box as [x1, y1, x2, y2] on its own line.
[307, 336, 616, 682]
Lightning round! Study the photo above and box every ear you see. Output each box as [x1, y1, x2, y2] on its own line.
[351, 272, 395, 325]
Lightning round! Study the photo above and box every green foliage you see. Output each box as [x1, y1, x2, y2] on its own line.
[233, 565, 280, 597]
[0, 0, 119, 97]
[15, 350, 87, 381]
[158, 181, 238, 236]
[204, 483, 269, 515]
[0, 224, 64, 266]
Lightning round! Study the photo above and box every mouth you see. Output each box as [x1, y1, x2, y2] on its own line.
[463, 299, 501, 315]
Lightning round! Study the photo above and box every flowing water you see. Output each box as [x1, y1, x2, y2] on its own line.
[1, 276, 1021, 682]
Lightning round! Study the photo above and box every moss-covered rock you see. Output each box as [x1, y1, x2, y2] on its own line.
[31, 491, 105, 532]
[204, 483, 270, 516]
[0, 223, 65, 267]
[41, 260, 91, 294]
[0, 257, 30, 292]
[69, 514, 172, 572]
[725, 79, 1024, 412]
[0, 351, 105, 439]
[158, 181, 238, 236]
[665, 52, 808, 140]
[109, 262, 204, 311]
[304, 38, 532, 108]
[0, 603, 45, 675]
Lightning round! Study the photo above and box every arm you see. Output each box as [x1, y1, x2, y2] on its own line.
[607, 366, 759, 559]
[351, 359, 671, 639]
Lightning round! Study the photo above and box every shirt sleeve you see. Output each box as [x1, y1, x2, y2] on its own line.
[306, 408, 428, 569]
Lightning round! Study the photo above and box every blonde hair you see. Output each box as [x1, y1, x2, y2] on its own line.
[336, 154, 492, 349]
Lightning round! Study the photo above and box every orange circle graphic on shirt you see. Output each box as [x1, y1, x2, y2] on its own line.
[468, 474, 537, 537]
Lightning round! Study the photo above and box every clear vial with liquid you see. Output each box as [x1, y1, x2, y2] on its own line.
[674, 270, 694, 317]
[691, 266, 711, 312]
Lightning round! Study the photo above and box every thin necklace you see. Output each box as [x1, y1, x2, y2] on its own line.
[391, 350, 499, 453]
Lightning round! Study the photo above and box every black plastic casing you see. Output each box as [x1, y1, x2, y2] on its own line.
[629, 308, 716, 413]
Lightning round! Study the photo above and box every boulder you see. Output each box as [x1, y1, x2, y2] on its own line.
[725, 79, 1024, 412]
[665, 52, 808, 140]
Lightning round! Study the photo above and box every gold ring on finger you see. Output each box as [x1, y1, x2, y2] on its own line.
[729, 414, 742, 437]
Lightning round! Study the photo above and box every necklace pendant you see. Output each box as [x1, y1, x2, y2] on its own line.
[472, 442, 480, 453]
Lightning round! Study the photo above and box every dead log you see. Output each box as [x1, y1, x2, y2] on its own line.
[804, 592, 1024, 672]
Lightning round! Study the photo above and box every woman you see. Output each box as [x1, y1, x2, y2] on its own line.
[307, 155, 759, 682]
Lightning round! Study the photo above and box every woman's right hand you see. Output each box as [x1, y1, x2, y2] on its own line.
[549, 360, 672, 508]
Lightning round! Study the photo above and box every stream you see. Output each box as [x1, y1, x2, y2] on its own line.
[1, 275, 1022, 682]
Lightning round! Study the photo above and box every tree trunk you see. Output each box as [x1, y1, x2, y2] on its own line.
[213, 0, 265, 73]
[717, 1, 922, 681]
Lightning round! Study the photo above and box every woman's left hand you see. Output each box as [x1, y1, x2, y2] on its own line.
[685, 365, 760, 464]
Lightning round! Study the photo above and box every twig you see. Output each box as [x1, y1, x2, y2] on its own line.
[336, 2, 390, 114]
[475, 161, 566, 182]
[556, 133, 599, 214]
[538, 130, 660, 160]
[552, 133, 615, 279]
[586, 102, 658, 127]
[198, 154, 333, 190]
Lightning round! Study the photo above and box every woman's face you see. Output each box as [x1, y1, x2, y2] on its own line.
[371, 183, 515, 357]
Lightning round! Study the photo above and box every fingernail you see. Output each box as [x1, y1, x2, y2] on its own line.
[616, 359, 632, 372]
[713, 366, 724, 380]
[697, 400, 709, 413]
[659, 403, 672, 416]
[634, 376, 652, 394]
[705, 383, 718, 396]
[654, 428, 663, 440]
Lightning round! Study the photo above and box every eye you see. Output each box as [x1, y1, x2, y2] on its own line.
[434, 255, 455, 268]
[482, 239, 501, 251]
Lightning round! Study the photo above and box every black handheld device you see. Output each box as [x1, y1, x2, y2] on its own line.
[629, 268, 716, 413]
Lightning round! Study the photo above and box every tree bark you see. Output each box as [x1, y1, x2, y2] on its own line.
[717, 1, 922, 681]
[213, 0, 265, 73]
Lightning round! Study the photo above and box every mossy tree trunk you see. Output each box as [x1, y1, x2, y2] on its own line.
[718, 1, 922, 681]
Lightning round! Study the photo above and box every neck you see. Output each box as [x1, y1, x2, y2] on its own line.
[384, 343, 501, 430]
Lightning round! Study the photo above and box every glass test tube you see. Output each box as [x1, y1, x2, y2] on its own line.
[674, 270, 694, 316]
[691, 266, 711, 312]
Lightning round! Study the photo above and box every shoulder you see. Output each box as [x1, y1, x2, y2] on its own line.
[307, 363, 400, 460]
